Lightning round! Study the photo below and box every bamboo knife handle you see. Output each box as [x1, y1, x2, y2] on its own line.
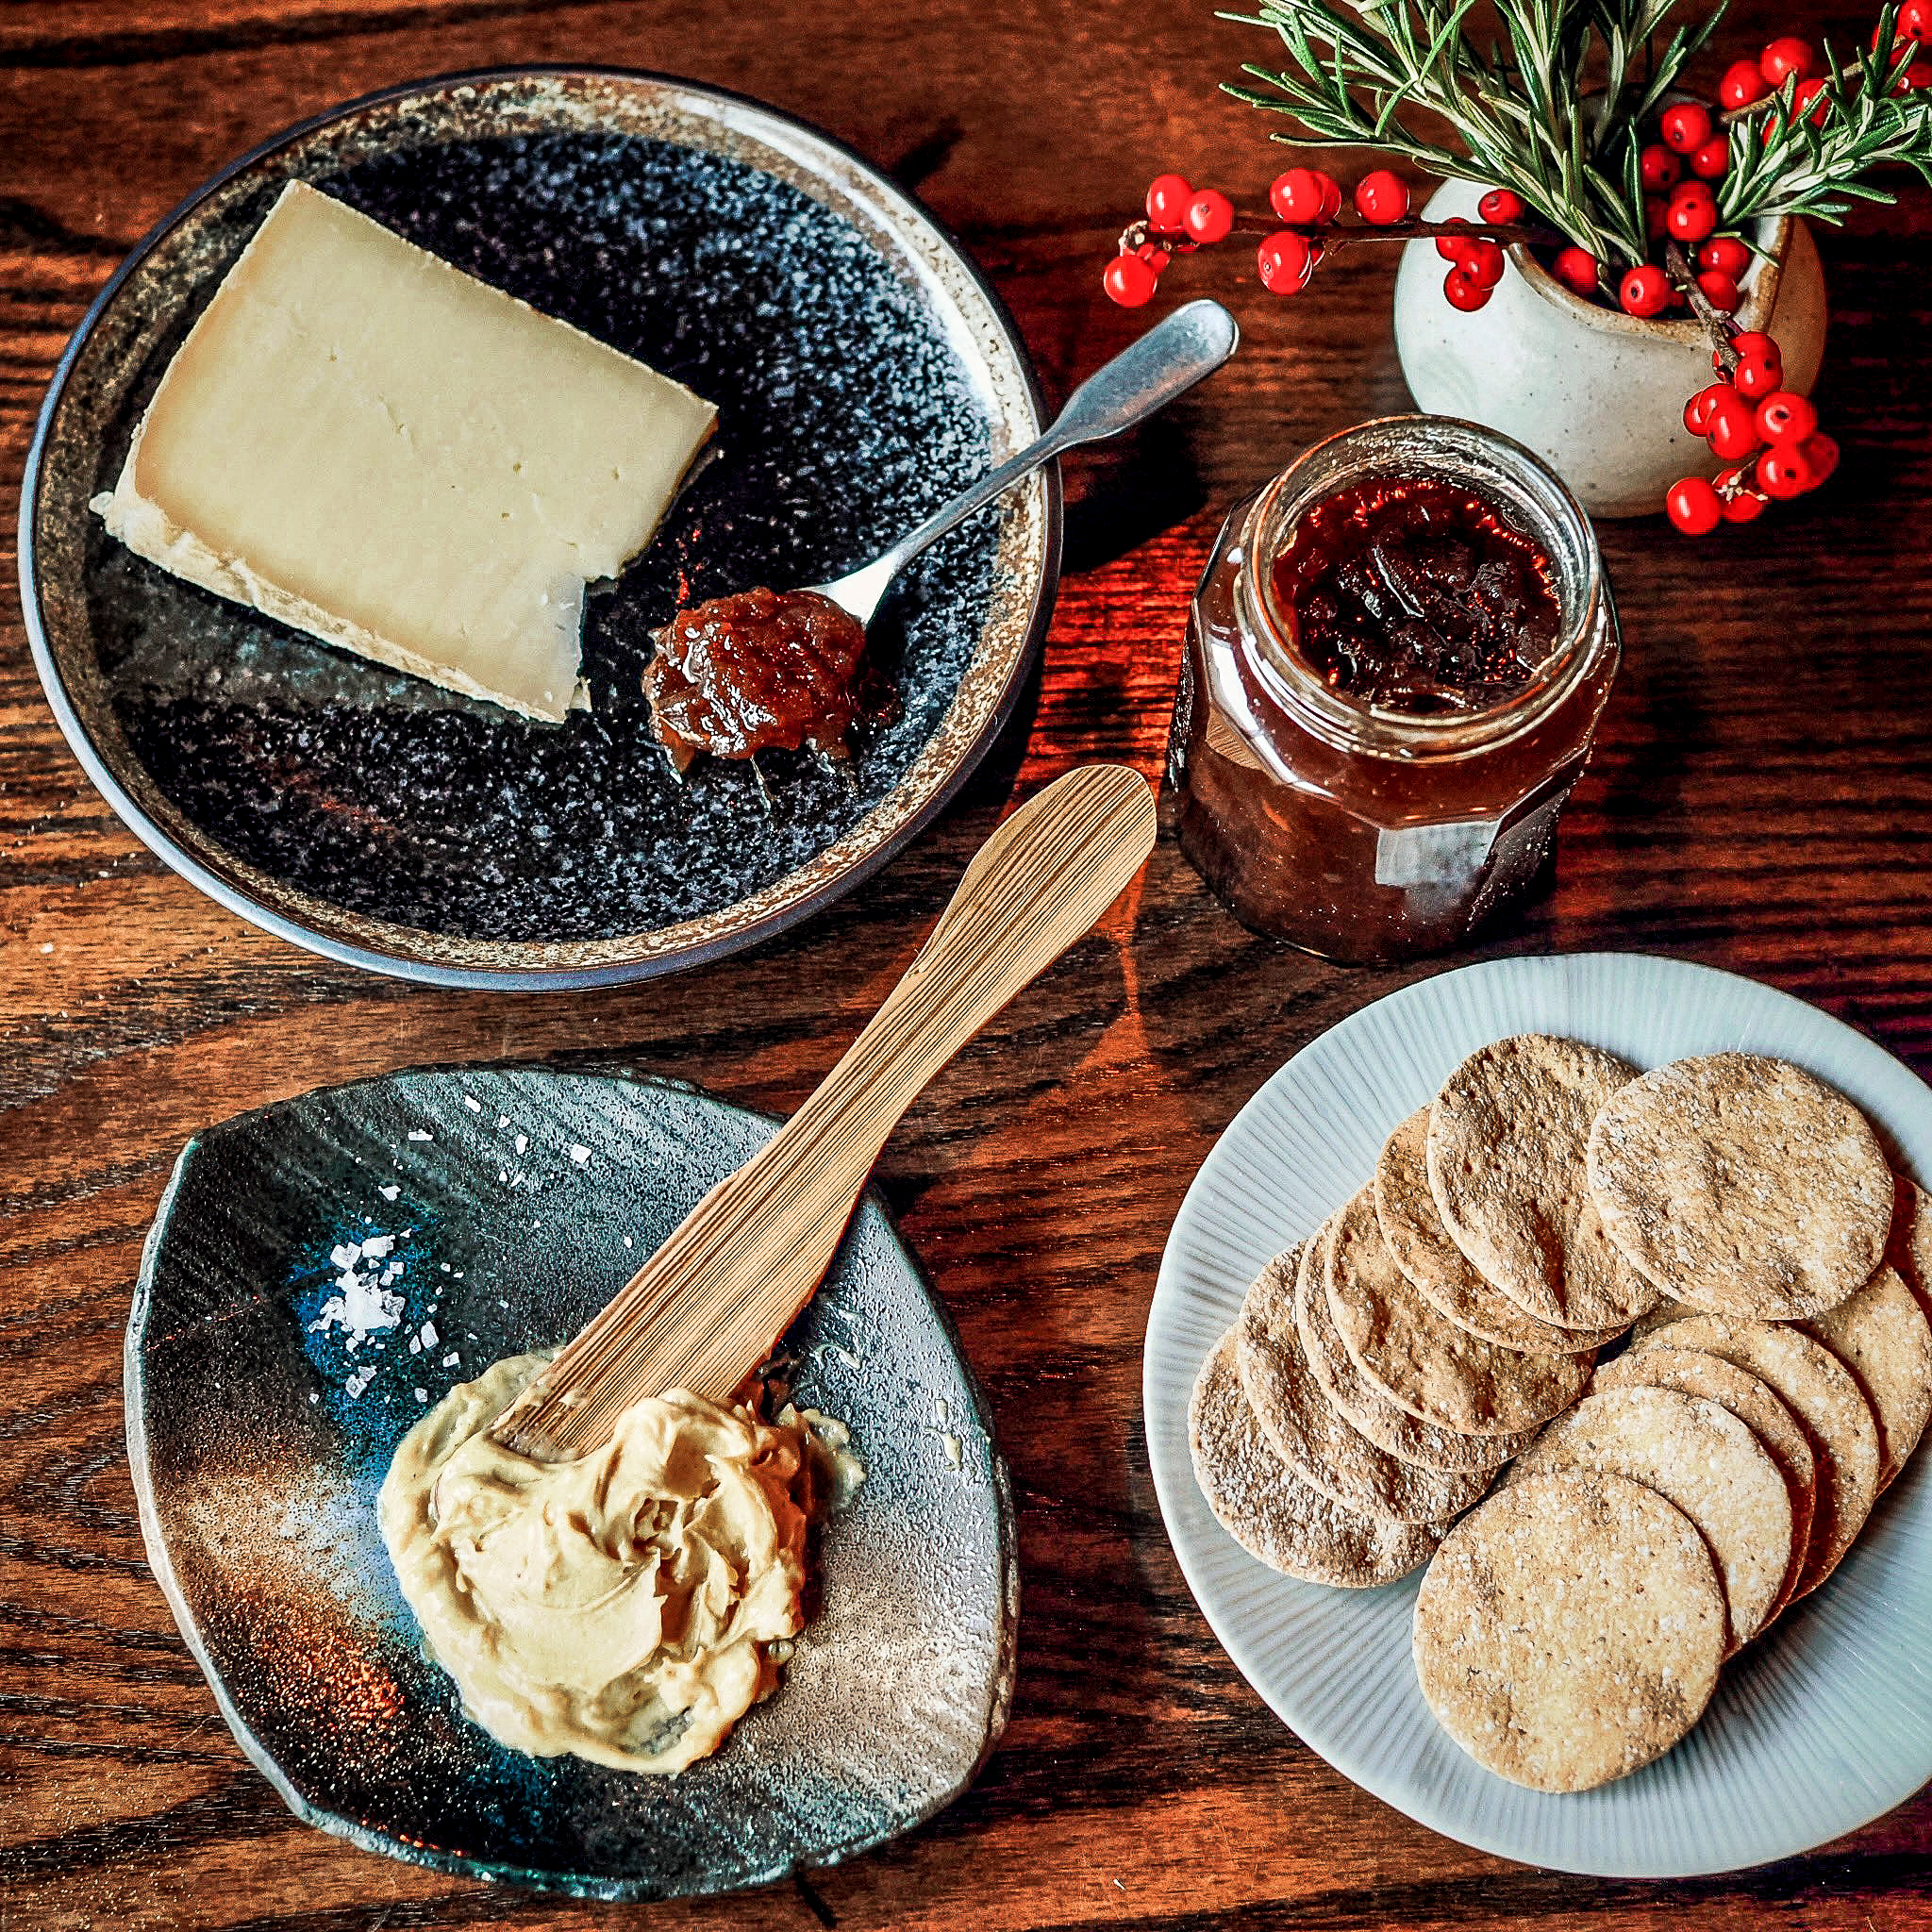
[491, 762, 1157, 1457]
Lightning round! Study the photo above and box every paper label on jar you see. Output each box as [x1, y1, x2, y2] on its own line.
[1373, 815, 1504, 889]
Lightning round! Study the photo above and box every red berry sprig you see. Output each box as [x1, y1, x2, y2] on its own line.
[1103, 168, 1553, 314]
[1666, 311, 1838, 534]
[1107, 7, 1893, 541]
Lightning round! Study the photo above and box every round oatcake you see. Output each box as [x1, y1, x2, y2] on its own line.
[1891, 1178, 1932, 1324]
[1188, 1329, 1443, 1586]
[1325, 1188, 1591, 1436]
[1587, 1053, 1893, 1320]
[1591, 1343, 1816, 1624]
[1630, 1291, 1698, 1340]
[1505, 1385, 1790, 1650]
[1639, 1314, 1880, 1599]
[1426, 1035, 1659, 1330]
[1412, 1468, 1724, 1792]
[1293, 1231, 1531, 1475]
[1235, 1246, 1492, 1524]
[1801, 1263, 1932, 1491]
[1374, 1109, 1620, 1356]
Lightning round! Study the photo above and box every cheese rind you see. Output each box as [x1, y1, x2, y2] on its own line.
[92, 180, 716, 723]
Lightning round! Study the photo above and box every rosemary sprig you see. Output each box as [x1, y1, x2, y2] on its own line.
[1719, 17, 1932, 225]
[1223, 0, 1930, 269]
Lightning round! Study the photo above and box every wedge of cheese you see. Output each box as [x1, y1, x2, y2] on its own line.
[92, 180, 716, 723]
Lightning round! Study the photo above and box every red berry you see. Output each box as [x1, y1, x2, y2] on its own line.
[1898, 59, 1932, 89]
[1182, 190, 1236, 244]
[1756, 390, 1818, 443]
[1135, 241, 1172, 272]
[1902, 0, 1931, 42]
[1760, 36, 1815, 85]
[1477, 188, 1525, 225]
[1619, 263, 1671, 317]
[1732, 353, 1783, 399]
[1442, 263, 1492, 311]
[1722, 488, 1769, 523]
[1551, 246, 1600, 296]
[1660, 102, 1714, 154]
[1667, 181, 1718, 243]
[1270, 167, 1339, 226]
[1698, 270, 1743, 313]
[1435, 216, 1475, 262]
[1640, 143, 1682, 191]
[1757, 443, 1817, 499]
[1354, 170, 1409, 225]
[1706, 394, 1761, 460]
[1802, 432, 1840, 485]
[1731, 330, 1781, 367]
[1666, 475, 1724, 534]
[1464, 239, 1506, 289]
[1145, 174, 1192, 231]
[1720, 58, 1772, 108]
[1790, 77, 1830, 125]
[1683, 382, 1731, 434]
[1257, 229, 1316, 294]
[1689, 136, 1731, 180]
[1700, 236, 1751, 276]
[1103, 253, 1159, 308]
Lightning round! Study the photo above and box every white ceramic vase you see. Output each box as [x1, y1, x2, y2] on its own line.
[1393, 179, 1827, 518]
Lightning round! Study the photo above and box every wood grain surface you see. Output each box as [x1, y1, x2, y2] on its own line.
[5, 3, 1932, 1927]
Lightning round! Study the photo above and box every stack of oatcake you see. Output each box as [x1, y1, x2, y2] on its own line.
[1191, 1037, 1932, 1791]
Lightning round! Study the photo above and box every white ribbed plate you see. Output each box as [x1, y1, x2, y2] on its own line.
[1144, 952, 1932, 1877]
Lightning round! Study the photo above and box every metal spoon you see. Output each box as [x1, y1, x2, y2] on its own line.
[807, 298, 1240, 626]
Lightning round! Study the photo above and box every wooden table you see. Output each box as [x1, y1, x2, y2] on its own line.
[6, 3, 1932, 1926]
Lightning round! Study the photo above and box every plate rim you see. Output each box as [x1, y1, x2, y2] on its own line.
[20, 64, 1062, 991]
[1143, 949, 1932, 1878]
[124, 1059, 1021, 1899]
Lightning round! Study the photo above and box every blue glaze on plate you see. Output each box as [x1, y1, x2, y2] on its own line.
[126, 1066, 1018, 1898]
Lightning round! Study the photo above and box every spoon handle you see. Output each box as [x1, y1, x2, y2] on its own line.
[491, 764, 1157, 1457]
[870, 300, 1239, 584]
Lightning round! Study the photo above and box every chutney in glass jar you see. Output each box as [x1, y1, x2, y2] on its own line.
[1168, 417, 1621, 963]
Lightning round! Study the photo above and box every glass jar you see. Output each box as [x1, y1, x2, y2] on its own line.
[1168, 416, 1621, 964]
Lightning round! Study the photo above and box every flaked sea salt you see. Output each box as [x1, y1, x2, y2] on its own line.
[309, 1235, 406, 1353]
[344, 1366, 376, 1398]
[569, 1144, 591, 1165]
[420, 1320, 439, 1348]
[441, 1351, 460, 1368]
[514, 1133, 528, 1155]
[378, 1184, 400, 1203]
[463, 1095, 482, 1113]
[408, 1129, 433, 1142]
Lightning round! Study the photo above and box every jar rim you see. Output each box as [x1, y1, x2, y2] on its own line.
[1238, 414, 1608, 760]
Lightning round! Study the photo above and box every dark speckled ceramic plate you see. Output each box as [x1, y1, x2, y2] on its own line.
[23, 69, 1058, 988]
[125, 1065, 1017, 1899]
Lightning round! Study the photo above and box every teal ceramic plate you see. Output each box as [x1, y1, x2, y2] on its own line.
[126, 1065, 1017, 1898]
